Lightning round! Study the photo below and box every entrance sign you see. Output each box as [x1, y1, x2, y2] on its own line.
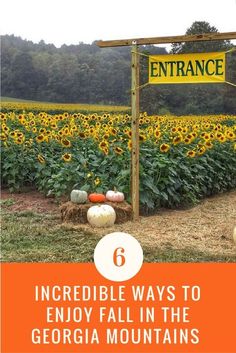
[149, 52, 225, 84]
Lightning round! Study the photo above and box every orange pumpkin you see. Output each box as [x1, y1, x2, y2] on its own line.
[89, 193, 106, 203]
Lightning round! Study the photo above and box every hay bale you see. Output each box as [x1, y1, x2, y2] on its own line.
[60, 202, 89, 224]
[60, 201, 132, 224]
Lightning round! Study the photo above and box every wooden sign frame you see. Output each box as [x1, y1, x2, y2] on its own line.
[96, 31, 236, 220]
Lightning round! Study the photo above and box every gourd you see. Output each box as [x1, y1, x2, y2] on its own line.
[89, 193, 106, 203]
[106, 190, 124, 203]
[70, 190, 88, 204]
[87, 205, 116, 227]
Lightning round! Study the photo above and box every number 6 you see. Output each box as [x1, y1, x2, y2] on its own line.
[113, 247, 125, 267]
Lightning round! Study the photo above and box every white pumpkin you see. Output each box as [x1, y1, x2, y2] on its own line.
[70, 190, 88, 204]
[87, 205, 116, 228]
[106, 190, 124, 202]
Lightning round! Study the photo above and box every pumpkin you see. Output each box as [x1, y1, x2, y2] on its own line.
[87, 205, 116, 228]
[106, 190, 124, 203]
[70, 190, 88, 204]
[89, 193, 106, 203]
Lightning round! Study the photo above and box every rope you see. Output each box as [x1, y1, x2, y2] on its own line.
[225, 48, 236, 87]
[131, 82, 149, 91]
[225, 47, 236, 54]
[225, 81, 236, 87]
[132, 47, 236, 59]
[131, 50, 159, 61]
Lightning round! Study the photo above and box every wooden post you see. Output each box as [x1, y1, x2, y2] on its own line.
[131, 41, 140, 221]
[96, 31, 236, 47]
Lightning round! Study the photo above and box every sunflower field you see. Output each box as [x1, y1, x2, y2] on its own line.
[1, 107, 236, 211]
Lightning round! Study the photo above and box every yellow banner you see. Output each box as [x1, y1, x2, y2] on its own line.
[149, 52, 225, 84]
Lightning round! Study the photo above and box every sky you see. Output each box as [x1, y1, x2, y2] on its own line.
[1, 0, 236, 49]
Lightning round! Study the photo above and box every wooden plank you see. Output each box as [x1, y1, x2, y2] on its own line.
[96, 31, 236, 47]
[131, 42, 140, 221]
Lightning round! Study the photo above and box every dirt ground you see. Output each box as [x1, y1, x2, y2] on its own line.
[1, 189, 236, 258]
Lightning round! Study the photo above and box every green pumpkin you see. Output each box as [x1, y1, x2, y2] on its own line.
[70, 190, 88, 204]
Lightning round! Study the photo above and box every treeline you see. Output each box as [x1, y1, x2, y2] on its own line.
[1, 21, 236, 114]
[1, 35, 167, 108]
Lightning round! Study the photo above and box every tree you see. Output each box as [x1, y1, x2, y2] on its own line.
[171, 21, 231, 53]
[9, 51, 39, 99]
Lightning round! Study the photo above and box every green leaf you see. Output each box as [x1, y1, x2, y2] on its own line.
[80, 184, 90, 192]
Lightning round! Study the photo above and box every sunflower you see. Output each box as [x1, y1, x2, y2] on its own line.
[29, 120, 35, 126]
[139, 118, 144, 125]
[139, 133, 146, 142]
[78, 132, 86, 139]
[36, 134, 45, 143]
[62, 127, 70, 136]
[102, 147, 109, 155]
[61, 138, 71, 148]
[186, 150, 196, 158]
[144, 117, 150, 124]
[127, 130, 132, 138]
[160, 143, 170, 153]
[51, 123, 58, 130]
[198, 146, 206, 155]
[216, 132, 223, 139]
[2, 125, 9, 133]
[226, 131, 235, 140]
[205, 141, 213, 149]
[99, 140, 109, 151]
[186, 134, 194, 140]
[218, 135, 226, 143]
[9, 131, 16, 138]
[173, 135, 183, 145]
[114, 147, 124, 155]
[0, 133, 7, 141]
[37, 154, 45, 164]
[14, 137, 25, 145]
[154, 129, 161, 139]
[62, 153, 72, 162]
[127, 140, 132, 151]
[203, 134, 210, 141]
[103, 133, 110, 140]
[94, 177, 100, 186]
[110, 128, 117, 136]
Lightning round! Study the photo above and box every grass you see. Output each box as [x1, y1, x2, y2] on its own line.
[1, 210, 98, 262]
[1, 96, 37, 102]
[1, 207, 236, 263]
[0, 198, 16, 207]
[1, 97, 130, 112]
